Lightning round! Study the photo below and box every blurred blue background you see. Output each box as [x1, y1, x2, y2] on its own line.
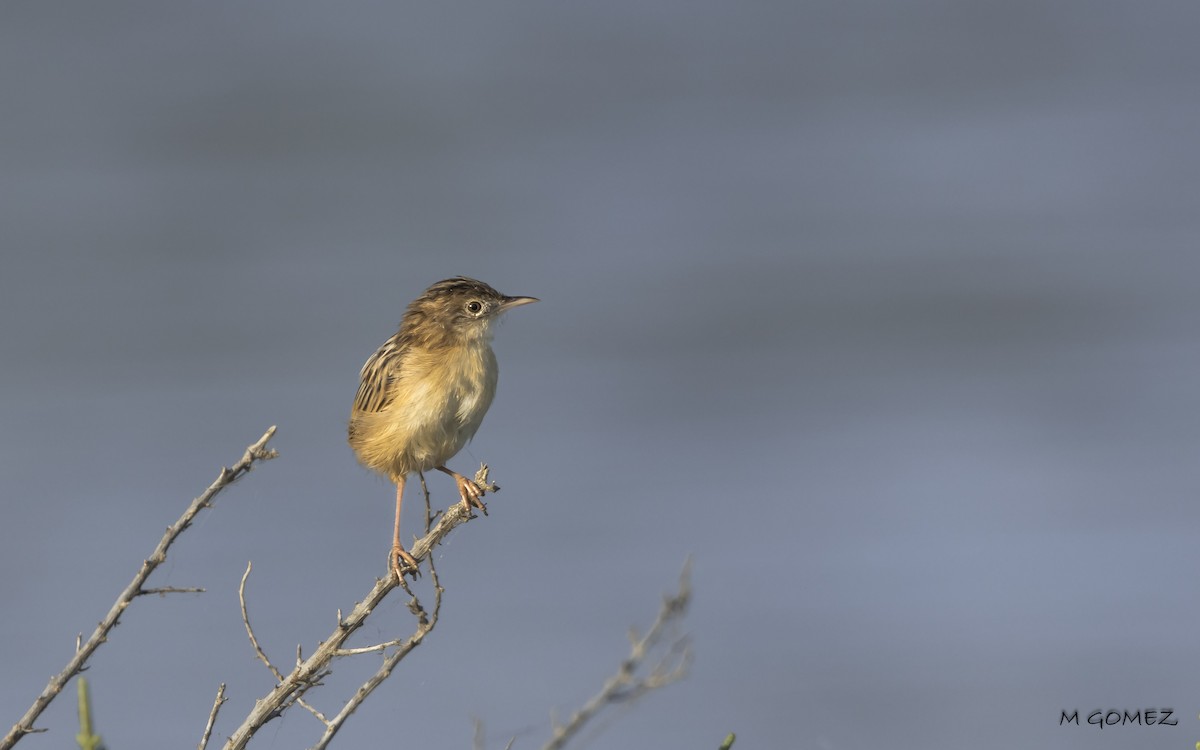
[3, 2, 1200, 749]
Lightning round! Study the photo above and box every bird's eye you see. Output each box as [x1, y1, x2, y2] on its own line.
[466, 300, 483, 314]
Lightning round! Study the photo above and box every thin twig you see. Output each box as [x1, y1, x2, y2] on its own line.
[197, 683, 226, 750]
[238, 562, 330, 726]
[1, 427, 279, 750]
[330, 639, 409, 657]
[419, 471, 434, 533]
[223, 474, 492, 750]
[137, 586, 206, 596]
[541, 561, 693, 750]
[238, 563, 283, 681]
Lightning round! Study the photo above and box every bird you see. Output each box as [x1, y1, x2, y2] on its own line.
[349, 277, 537, 581]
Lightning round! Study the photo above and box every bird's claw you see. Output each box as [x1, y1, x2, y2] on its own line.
[391, 544, 421, 581]
[454, 474, 488, 516]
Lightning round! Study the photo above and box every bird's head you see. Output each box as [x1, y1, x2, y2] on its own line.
[404, 276, 538, 344]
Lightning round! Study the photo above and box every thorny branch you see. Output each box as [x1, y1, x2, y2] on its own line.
[307, 470, 446, 749]
[311, 544, 443, 750]
[8, 436, 694, 750]
[1, 427, 279, 750]
[223, 467, 492, 750]
[541, 561, 693, 750]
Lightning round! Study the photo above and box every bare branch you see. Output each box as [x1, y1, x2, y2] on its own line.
[1, 427, 279, 750]
[541, 561, 693, 750]
[311, 513, 446, 750]
[310, 566, 442, 750]
[197, 683, 226, 750]
[223, 478, 489, 750]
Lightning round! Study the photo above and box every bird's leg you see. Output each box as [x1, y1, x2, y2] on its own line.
[391, 476, 420, 580]
[436, 466, 488, 516]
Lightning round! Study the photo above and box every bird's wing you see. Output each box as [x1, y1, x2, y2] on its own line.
[352, 339, 402, 413]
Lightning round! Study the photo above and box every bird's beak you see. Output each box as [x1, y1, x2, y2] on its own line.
[499, 295, 539, 312]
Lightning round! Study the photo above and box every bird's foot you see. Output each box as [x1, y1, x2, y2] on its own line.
[391, 544, 420, 581]
[452, 472, 489, 516]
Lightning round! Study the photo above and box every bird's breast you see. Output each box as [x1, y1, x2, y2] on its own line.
[410, 342, 498, 431]
[349, 341, 498, 478]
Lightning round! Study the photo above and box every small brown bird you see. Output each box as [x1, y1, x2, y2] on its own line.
[349, 277, 537, 580]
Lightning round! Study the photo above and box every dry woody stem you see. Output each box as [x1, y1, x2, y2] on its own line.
[6, 431, 691, 750]
[541, 561, 692, 750]
[1, 427, 278, 750]
[223, 471, 477, 750]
